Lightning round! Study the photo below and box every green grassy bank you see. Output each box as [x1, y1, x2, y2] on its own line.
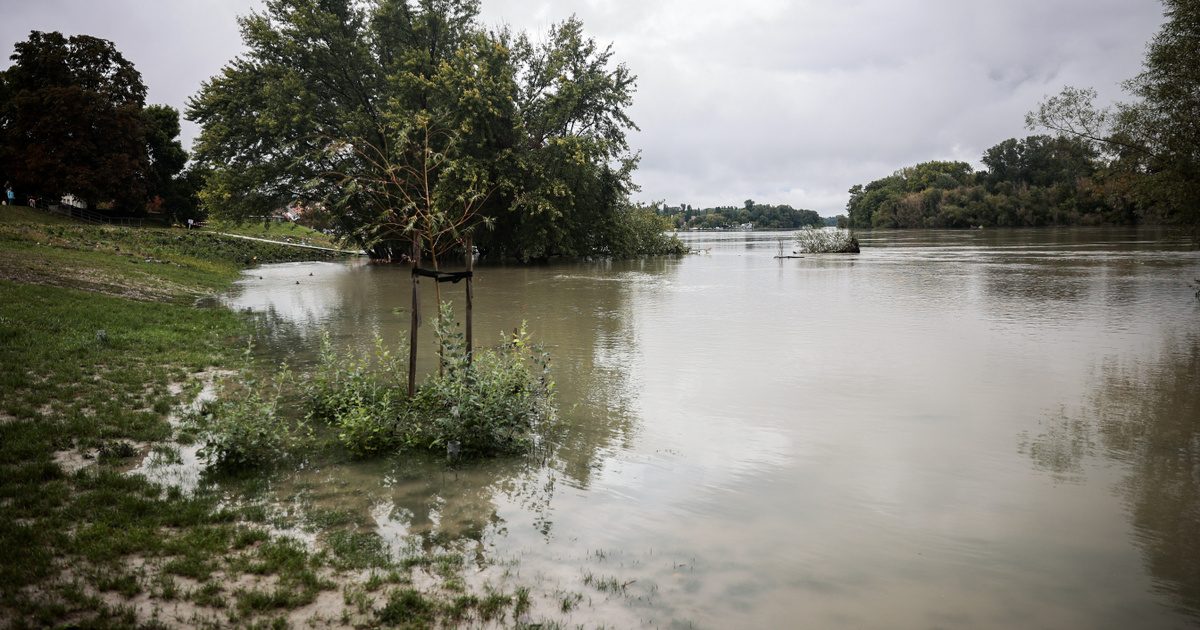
[0, 211, 538, 628]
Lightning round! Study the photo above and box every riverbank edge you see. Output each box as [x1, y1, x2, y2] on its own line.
[0, 219, 542, 628]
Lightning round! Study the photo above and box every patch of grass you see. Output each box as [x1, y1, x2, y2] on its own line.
[235, 586, 315, 615]
[559, 591, 583, 613]
[513, 585, 531, 617]
[93, 568, 142, 598]
[0, 223, 348, 301]
[478, 589, 510, 622]
[190, 581, 226, 609]
[152, 573, 179, 601]
[582, 571, 630, 594]
[163, 556, 216, 581]
[324, 530, 392, 570]
[0, 204, 82, 225]
[343, 583, 374, 615]
[233, 526, 270, 550]
[376, 588, 436, 628]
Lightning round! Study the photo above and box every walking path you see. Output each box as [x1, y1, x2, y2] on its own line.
[207, 231, 366, 255]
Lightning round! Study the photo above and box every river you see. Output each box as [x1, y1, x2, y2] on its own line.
[226, 227, 1200, 629]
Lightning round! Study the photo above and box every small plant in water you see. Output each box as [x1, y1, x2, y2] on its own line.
[404, 303, 556, 457]
[303, 302, 556, 459]
[194, 360, 308, 470]
[794, 227, 860, 253]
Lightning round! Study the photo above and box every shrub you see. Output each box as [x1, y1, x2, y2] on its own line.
[334, 391, 399, 457]
[402, 304, 555, 457]
[794, 227, 860, 253]
[196, 366, 307, 470]
[304, 333, 404, 456]
[604, 205, 689, 257]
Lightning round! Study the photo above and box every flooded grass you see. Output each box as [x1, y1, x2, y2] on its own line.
[0, 223, 568, 627]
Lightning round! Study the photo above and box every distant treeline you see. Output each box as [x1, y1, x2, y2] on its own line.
[846, 135, 1142, 229]
[656, 201, 825, 229]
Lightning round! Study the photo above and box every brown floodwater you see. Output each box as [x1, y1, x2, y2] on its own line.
[225, 227, 1200, 628]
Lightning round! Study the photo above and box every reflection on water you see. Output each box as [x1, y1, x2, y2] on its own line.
[226, 228, 1200, 628]
[1029, 333, 1200, 617]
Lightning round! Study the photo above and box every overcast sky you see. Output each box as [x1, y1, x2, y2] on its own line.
[2, 0, 1165, 215]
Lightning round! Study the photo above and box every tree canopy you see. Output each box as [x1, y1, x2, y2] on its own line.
[845, 139, 1128, 229]
[0, 31, 188, 214]
[1027, 0, 1200, 232]
[188, 0, 663, 261]
[657, 202, 823, 230]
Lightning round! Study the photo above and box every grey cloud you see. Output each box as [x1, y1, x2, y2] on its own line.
[3, 0, 1165, 215]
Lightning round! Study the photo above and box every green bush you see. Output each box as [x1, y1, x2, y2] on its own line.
[402, 304, 555, 456]
[604, 205, 689, 257]
[305, 333, 405, 456]
[298, 305, 555, 458]
[301, 334, 403, 456]
[196, 366, 307, 470]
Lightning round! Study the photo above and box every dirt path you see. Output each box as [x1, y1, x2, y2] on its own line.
[207, 231, 366, 255]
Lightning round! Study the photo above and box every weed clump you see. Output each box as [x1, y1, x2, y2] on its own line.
[194, 364, 309, 470]
[306, 334, 405, 456]
[794, 227, 860, 253]
[303, 303, 555, 459]
[405, 305, 554, 457]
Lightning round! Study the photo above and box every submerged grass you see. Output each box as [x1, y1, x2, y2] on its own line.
[0, 222, 553, 627]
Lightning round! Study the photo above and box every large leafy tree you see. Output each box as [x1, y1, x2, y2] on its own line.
[188, 0, 641, 261]
[981, 135, 1097, 189]
[0, 31, 168, 212]
[143, 105, 189, 209]
[1119, 0, 1200, 227]
[1028, 0, 1200, 231]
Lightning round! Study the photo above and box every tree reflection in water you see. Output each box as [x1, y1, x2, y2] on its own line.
[1021, 333, 1200, 618]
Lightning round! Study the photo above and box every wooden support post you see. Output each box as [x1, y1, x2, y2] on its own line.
[408, 236, 420, 398]
[464, 235, 474, 366]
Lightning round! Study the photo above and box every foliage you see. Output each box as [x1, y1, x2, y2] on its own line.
[195, 363, 307, 470]
[305, 334, 406, 456]
[481, 19, 640, 261]
[1027, 0, 1200, 233]
[0, 32, 188, 215]
[844, 142, 1133, 229]
[794, 227, 860, 253]
[189, 0, 653, 262]
[601, 204, 688, 256]
[404, 304, 555, 457]
[659, 201, 823, 230]
[302, 304, 555, 458]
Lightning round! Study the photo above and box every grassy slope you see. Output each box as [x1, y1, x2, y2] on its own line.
[0, 205, 81, 225]
[0, 222, 524, 628]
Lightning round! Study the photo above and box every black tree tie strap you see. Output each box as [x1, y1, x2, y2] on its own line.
[412, 268, 473, 284]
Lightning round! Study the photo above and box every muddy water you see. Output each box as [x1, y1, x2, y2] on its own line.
[226, 228, 1200, 628]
